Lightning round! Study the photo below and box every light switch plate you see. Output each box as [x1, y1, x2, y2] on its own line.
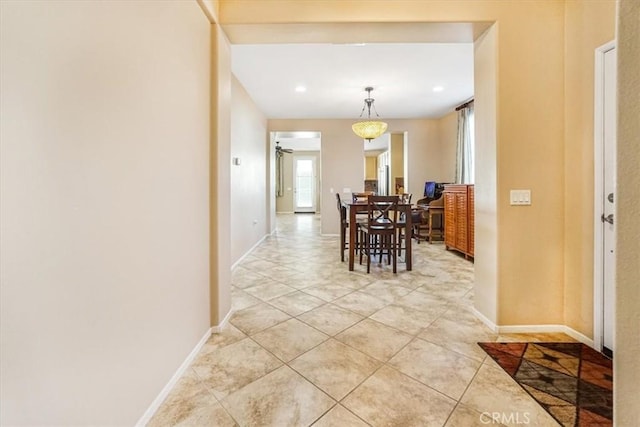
[510, 189, 531, 205]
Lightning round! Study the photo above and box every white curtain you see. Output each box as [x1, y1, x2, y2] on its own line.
[276, 153, 284, 197]
[455, 105, 475, 184]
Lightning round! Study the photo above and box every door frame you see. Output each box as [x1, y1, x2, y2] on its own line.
[593, 40, 616, 353]
[292, 155, 317, 213]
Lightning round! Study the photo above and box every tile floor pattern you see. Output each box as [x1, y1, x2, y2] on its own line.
[150, 214, 571, 427]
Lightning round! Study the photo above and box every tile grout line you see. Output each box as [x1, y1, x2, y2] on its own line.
[180, 215, 480, 426]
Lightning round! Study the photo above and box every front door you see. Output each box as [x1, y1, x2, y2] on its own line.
[601, 45, 616, 356]
[293, 156, 316, 213]
[594, 42, 616, 357]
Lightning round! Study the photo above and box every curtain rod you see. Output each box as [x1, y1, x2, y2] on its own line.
[455, 99, 474, 111]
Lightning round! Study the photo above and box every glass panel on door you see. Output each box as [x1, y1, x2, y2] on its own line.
[294, 157, 315, 212]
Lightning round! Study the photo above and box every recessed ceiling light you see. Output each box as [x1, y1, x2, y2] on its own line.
[432, 86, 444, 93]
[295, 85, 307, 93]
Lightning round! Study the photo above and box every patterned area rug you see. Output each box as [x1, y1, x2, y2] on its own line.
[478, 342, 612, 427]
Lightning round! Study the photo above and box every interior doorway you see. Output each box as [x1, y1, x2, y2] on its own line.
[272, 131, 322, 216]
[594, 41, 616, 357]
[293, 156, 317, 213]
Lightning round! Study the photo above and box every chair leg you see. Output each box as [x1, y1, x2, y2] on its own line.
[360, 231, 403, 273]
[340, 225, 346, 262]
[392, 234, 397, 273]
[366, 233, 371, 273]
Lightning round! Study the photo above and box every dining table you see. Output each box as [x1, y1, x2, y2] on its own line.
[344, 199, 413, 272]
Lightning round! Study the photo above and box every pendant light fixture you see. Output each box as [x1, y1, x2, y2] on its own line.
[352, 86, 388, 142]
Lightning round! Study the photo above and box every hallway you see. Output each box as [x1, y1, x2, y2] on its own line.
[150, 214, 565, 426]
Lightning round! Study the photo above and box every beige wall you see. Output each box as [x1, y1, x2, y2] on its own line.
[230, 76, 269, 265]
[401, 119, 442, 197]
[200, 0, 219, 21]
[276, 152, 295, 212]
[211, 22, 232, 326]
[437, 110, 458, 183]
[390, 133, 405, 194]
[616, 0, 640, 422]
[494, 4, 566, 326]
[0, 1, 211, 425]
[473, 25, 499, 324]
[563, 0, 616, 337]
[365, 155, 378, 180]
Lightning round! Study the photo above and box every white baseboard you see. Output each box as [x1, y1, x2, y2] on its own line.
[496, 324, 594, 347]
[497, 324, 567, 334]
[212, 308, 234, 333]
[136, 327, 212, 426]
[471, 307, 498, 332]
[231, 234, 268, 271]
[560, 326, 594, 347]
[469, 309, 594, 348]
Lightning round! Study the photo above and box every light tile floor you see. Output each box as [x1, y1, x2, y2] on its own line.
[150, 214, 569, 426]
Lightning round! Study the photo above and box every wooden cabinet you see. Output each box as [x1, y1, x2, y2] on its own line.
[468, 187, 474, 256]
[443, 184, 474, 259]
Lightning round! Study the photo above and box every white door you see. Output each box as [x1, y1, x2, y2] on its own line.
[601, 46, 616, 355]
[377, 151, 389, 196]
[594, 42, 616, 357]
[293, 156, 316, 213]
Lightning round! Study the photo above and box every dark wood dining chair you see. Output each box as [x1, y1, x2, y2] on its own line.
[359, 195, 400, 273]
[336, 193, 360, 262]
[352, 191, 374, 203]
[336, 193, 348, 261]
[399, 193, 412, 204]
[396, 193, 412, 257]
[413, 194, 445, 243]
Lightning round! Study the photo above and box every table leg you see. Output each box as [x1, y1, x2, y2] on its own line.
[349, 206, 356, 271]
[405, 205, 412, 271]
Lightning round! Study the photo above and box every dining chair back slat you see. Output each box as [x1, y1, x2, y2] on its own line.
[359, 195, 400, 273]
[352, 191, 375, 203]
[368, 195, 399, 227]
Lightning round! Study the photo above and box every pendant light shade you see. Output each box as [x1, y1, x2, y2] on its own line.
[352, 120, 388, 141]
[352, 87, 388, 141]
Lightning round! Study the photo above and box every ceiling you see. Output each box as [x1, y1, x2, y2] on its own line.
[229, 23, 480, 152]
[232, 43, 474, 120]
